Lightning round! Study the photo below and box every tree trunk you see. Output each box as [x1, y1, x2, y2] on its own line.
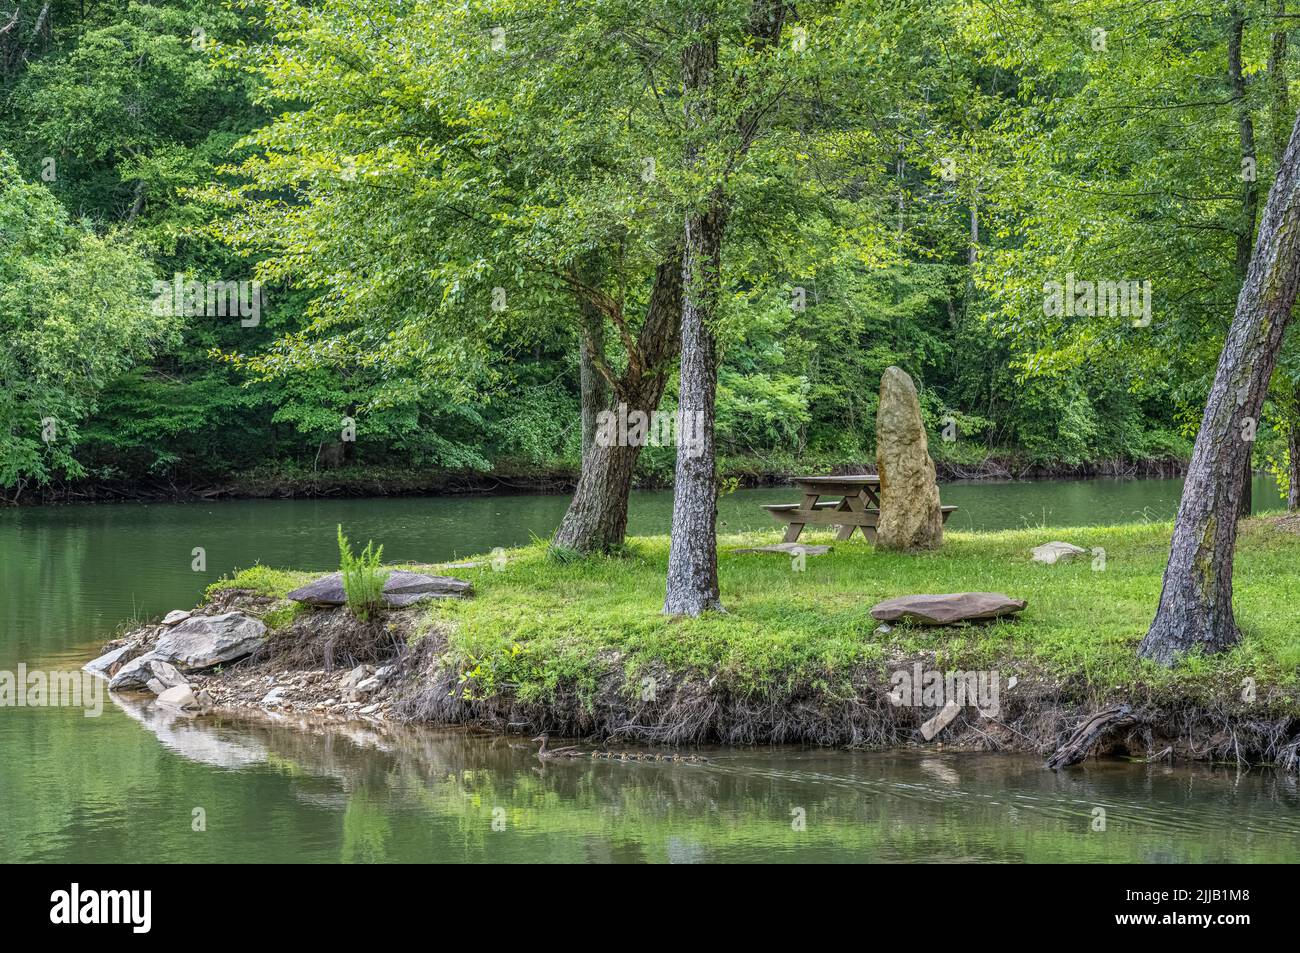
[551, 378, 664, 554]
[552, 256, 682, 554]
[1270, 0, 1290, 168]
[1230, 4, 1258, 519]
[664, 25, 724, 617]
[1289, 417, 1300, 510]
[1139, 108, 1300, 666]
[577, 300, 607, 457]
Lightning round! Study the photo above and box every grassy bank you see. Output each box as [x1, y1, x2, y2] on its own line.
[223, 517, 1300, 719]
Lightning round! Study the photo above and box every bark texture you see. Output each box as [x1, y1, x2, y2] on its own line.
[577, 299, 607, 457]
[1230, 4, 1258, 518]
[1139, 108, 1300, 666]
[664, 25, 725, 616]
[1289, 409, 1300, 510]
[663, 0, 787, 615]
[552, 257, 682, 553]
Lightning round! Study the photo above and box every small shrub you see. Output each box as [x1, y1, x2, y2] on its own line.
[337, 524, 390, 620]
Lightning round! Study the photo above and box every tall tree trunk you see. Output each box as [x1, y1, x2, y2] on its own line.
[1139, 108, 1300, 666]
[664, 23, 724, 616]
[1289, 404, 1300, 510]
[577, 300, 607, 457]
[552, 257, 682, 554]
[1230, 4, 1259, 518]
[1269, 0, 1290, 164]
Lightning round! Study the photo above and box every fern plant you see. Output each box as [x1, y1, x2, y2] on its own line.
[337, 524, 389, 620]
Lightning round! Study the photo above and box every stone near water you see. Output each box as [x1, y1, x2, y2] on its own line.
[161, 609, 191, 626]
[155, 685, 200, 711]
[1031, 541, 1087, 564]
[83, 644, 133, 679]
[870, 592, 1027, 626]
[730, 543, 832, 556]
[145, 660, 188, 695]
[110, 654, 187, 693]
[286, 570, 473, 607]
[152, 611, 266, 671]
[875, 366, 943, 551]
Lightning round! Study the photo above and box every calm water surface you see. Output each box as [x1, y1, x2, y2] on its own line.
[2, 477, 1296, 863]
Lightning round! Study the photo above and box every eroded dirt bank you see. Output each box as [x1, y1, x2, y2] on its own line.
[89, 587, 1300, 771]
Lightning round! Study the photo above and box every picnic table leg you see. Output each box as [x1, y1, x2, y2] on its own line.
[833, 492, 868, 541]
[833, 497, 856, 541]
[784, 492, 820, 542]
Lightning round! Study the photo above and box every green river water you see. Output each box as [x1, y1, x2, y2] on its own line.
[2, 477, 1298, 863]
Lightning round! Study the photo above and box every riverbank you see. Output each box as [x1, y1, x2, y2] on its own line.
[11, 453, 1191, 505]
[88, 516, 1300, 769]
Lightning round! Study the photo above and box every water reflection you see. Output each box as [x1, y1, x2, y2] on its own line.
[95, 696, 1300, 864]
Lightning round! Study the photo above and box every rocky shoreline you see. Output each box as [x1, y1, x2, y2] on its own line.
[81, 570, 462, 727]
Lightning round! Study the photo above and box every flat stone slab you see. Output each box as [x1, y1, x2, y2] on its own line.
[730, 543, 832, 556]
[286, 570, 473, 607]
[1031, 541, 1086, 564]
[869, 592, 1027, 626]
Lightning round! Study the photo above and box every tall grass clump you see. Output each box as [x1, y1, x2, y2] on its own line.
[337, 524, 389, 620]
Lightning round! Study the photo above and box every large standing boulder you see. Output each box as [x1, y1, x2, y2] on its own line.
[151, 612, 266, 671]
[875, 366, 943, 550]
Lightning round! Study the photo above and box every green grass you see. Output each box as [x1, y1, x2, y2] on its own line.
[213, 518, 1300, 708]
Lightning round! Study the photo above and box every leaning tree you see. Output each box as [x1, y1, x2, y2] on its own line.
[1141, 106, 1300, 665]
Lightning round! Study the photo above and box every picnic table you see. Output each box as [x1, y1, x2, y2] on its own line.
[762, 474, 957, 543]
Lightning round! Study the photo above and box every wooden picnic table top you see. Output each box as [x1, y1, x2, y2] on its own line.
[791, 474, 880, 487]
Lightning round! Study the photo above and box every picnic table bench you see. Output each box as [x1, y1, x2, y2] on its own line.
[763, 474, 957, 543]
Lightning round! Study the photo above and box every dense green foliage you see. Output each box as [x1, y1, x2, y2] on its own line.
[2, 0, 1297, 494]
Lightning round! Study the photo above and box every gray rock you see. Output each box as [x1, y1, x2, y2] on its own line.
[875, 366, 944, 551]
[145, 659, 188, 695]
[261, 687, 287, 706]
[1031, 541, 1087, 564]
[161, 609, 191, 626]
[152, 611, 266, 671]
[110, 654, 186, 693]
[83, 644, 134, 679]
[341, 664, 373, 690]
[285, 570, 473, 607]
[156, 685, 200, 711]
[869, 592, 1027, 626]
